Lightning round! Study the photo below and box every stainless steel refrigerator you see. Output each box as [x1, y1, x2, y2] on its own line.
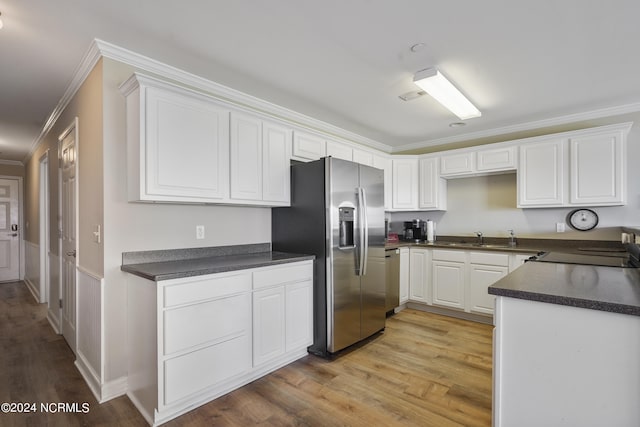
[272, 157, 386, 357]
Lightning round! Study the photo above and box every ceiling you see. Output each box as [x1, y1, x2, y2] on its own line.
[2, 1, 640, 163]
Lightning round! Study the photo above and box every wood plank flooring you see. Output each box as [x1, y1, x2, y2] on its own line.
[1, 281, 493, 426]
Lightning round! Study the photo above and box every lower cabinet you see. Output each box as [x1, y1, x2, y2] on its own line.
[407, 247, 535, 318]
[126, 260, 313, 426]
[399, 247, 410, 304]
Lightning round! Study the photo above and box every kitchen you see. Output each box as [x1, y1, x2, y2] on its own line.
[1, 1, 640, 426]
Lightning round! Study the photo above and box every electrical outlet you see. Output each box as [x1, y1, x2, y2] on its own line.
[556, 222, 566, 233]
[196, 225, 205, 240]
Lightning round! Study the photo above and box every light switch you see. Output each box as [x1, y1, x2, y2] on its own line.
[556, 222, 565, 233]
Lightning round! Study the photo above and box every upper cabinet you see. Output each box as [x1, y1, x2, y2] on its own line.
[440, 145, 517, 178]
[419, 157, 447, 210]
[392, 158, 419, 210]
[230, 112, 291, 205]
[372, 154, 392, 211]
[326, 139, 352, 161]
[292, 131, 326, 161]
[517, 123, 631, 208]
[121, 74, 230, 203]
[569, 127, 626, 206]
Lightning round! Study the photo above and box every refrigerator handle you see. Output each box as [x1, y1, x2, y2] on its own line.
[357, 187, 369, 276]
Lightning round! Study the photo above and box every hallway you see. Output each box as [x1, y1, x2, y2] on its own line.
[0, 281, 145, 426]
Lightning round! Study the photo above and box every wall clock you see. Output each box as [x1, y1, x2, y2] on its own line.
[568, 209, 599, 231]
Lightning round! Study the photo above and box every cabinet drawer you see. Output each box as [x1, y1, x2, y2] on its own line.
[469, 252, 510, 267]
[163, 334, 251, 406]
[163, 293, 250, 355]
[432, 249, 466, 263]
[163, 272, 251, 308]
[253, 262, 312, 289]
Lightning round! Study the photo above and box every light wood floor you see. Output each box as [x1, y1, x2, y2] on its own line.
[1, 281, 493, 426]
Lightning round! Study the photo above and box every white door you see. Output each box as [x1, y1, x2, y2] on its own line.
[0, 178, 20, 282]
[60, 121, 77, 353]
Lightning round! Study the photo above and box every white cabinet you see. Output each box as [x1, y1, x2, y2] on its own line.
[509, 253, 533, 272]
[392, 158, 419, 210]
[419, 157, 447, 210]
[431, 250, 466, 310]
[439, 145, 516, 178]
[373, 154, 392, 211]
[353, 148, 374, 166]
[326, 140, 353, 161]
[440, 152, 475, 176]
[408, 248, 430, 303]
[569, 127, 626, 205]
[517, 138, 565, 207]
[126, 260, 312, 426]
[476, 146, 517, 172]
[399, 247, 410, 304]
[230, 113, 292, 205]
[121, 73, 230, 203]
[292, 131, 326, 161]
[467, 252, 509, 315]
[518, 123, 631, 208]
[252, 264, 313, 366]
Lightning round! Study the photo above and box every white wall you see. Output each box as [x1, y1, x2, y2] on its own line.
[101, 58, 272, 383]
[391, 113, 640, 241]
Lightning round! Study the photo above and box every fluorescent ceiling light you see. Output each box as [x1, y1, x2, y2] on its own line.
[413, 68, 481, 120]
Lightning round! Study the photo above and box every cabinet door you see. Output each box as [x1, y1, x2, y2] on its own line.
[353, 148, 374, 166]
[517, 139, 565, 207]
[569, 131, 624, 205]
[326, 140, 353, 161]
[230, 112, 263, 200]
[145, 85, 229, 201]
[292, 131, 326, 161]
[372, 155, 392, 211]
[409, 248, 430, 303]
[432, 260, 465, 310]
[399, 248, 410, 304]
[476, 146, 517, 172]
[392, 158, 419, 210]
[253, 286, 286, 366]
[440, 152, 474, 176]
[468, 263, 508, 315]
[285, 280, 313, 352]
[419, 157, 447, 210]
[263, 121, 292, 204]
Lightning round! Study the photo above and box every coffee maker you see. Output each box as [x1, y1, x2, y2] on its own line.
[403, 219, 426, 241]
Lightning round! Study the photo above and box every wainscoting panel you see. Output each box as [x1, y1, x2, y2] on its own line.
[76, 266, 104, 401]
[47, 253, 61, 333]
[24, 241, 41, 302]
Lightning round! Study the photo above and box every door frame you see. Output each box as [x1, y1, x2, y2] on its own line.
[39, 152, 50, 303]
[0, 173, 25, 282]
[58, 117, 79, 351]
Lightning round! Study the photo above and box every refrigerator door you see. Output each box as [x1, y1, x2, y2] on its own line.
[358, 164, 386, 339]
[328, 158, 362, 353]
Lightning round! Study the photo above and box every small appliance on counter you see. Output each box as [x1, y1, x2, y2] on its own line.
[403, 219, 435, 242]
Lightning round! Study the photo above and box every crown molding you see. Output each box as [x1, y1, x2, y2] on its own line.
[0, 159, 25, 167]
[24, 41, 103, 163]
[393, 102, 640, 153]
[96, 40, 392, 153]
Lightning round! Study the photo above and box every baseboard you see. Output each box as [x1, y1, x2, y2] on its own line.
[75, 354, 127, 404]
[46, 310, 61, 334]
[23, 277, 40, 303]
[406, 302, 494, 325]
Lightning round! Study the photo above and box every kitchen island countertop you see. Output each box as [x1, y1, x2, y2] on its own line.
[489, 261, 640, 316]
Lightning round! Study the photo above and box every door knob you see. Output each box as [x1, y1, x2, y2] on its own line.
[66, 250, 77, 258]
[10, 233, 17, 237]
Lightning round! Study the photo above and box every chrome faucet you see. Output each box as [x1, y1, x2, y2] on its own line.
[474, 231, 484, 245]
[508, 229, 516, 247]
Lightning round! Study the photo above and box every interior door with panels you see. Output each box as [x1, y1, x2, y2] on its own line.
[0, 178, 20, 282]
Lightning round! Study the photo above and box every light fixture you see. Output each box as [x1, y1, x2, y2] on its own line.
[413, 67, 481, 120]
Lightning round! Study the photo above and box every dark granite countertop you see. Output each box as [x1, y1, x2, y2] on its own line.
[489, 261, 640, 316]
[121, 244, 314, 281]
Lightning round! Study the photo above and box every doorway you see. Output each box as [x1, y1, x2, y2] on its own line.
[0, 177, 22, 282]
